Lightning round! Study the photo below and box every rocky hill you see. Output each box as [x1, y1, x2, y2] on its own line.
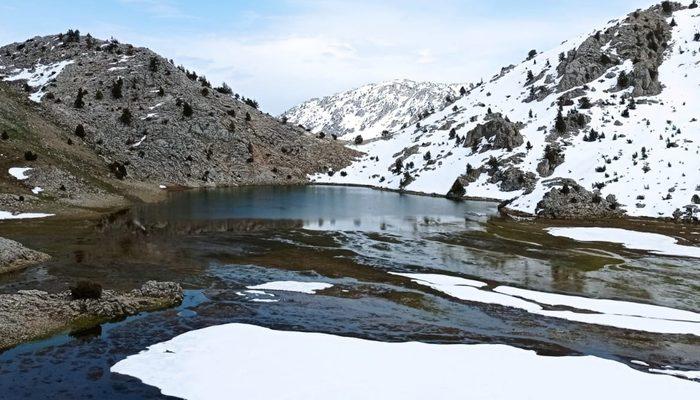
[282, 79, 468, 140]
[0, 32, 355, 216]
[313, 1, 700, 222]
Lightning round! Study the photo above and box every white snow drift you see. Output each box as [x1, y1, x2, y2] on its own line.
[547, 227, 700, 258]
[111, 323, 699, 400]
[394, 273, 700, 335]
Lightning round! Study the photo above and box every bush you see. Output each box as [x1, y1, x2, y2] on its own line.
[1, 130, 8, 140]
[555, 110, 567, 133]
[70, 280, 102, 300]
[109, 161, 127, 180]
[578, 96, 592, 109]
[111, 77, 123, 99]
[354, 135, 363, 145]
[95, 90, 103, 100]
[75, 124, 86, 138]
[527, 49, 537, 60]
[245, 112, 251, 121]
[24, 151, 38, 161]
[215, 83, 233, 95]
[182, 102, 193, 117]
[149, 56, 158, 72]
[74, 88, 86, 108]
[690, 0, 698, 9]
[617, 71, 629, 88]
[119, 108, 133, 125]
[661, 1, 672, 13]
[243, 98, 259, 109]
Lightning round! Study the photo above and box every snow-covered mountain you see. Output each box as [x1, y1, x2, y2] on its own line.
[282, 79, 468, 140]
[313, 1, 700, 222]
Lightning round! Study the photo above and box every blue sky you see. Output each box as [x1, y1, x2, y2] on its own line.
[0, 0, 654, 114]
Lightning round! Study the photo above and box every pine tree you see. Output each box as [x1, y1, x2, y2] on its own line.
[183, 102, 193, 117]
[74, 124, 86, 138]
[555, 110, 567, 133]
[73, 88, 86, 108]
[119, 108, 133, 125]
[111, 78, 123, 99]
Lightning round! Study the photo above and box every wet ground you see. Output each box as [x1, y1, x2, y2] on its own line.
[0, 185, 698, 398]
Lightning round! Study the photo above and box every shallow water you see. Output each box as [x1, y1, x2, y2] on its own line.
[0, 185, 698, 398]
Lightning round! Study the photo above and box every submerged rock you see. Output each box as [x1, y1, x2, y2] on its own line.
[0, 281, 183, 350]
[0, 237, 51, 274]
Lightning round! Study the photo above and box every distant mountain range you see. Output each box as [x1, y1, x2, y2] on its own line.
[282, 79, 469, 140]
[310, 1, 700, 222]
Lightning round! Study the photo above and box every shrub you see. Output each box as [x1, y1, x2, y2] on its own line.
[24, 151, 38, 161]
[459, 86, 467, 96]
[74, 88, 86, 108]
[157, 87, 164, 97]
[75, 124, 86, 138]
[354, 135, 363, 145]
[617, 71, 629, 88]
[690, 0, 698, 9]
[215, 83, 233, 95]
[119, 108, 133, 125]
[111, 77, 123, 99]
[95, 90, 103, 100]
[201, 87, 209, 96]
[670, 18, 677, 28]
[71, 280, 102, 300]
[243, 98, 259, 109]
[1, 130, 8, 140]
[149, 57, 158, 72]
[109, 161, 127, 179]
[526, 70, 534, 82]
[555, 110, 567, 133]
[245, 112, 251, 121]
[578, 96, 592, 109]
[527, 49, 537, 60]
[183, 102, 193, 117]
[661, 1, 672, 13]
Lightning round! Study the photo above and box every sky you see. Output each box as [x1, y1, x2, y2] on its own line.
[0, 0, 656, 114]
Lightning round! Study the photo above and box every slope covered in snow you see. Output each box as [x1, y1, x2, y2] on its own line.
[282, 79, 467, 140]
[313, 2, 700, 221]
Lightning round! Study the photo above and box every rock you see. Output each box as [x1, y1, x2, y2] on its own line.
[535, 180, 625, 219]
[490, 167, 537, 194]
[446, 178, 466, 200]
[0, 237, 51, 274]
[463, 114, 524, 152]
[0, 281, 183, 350]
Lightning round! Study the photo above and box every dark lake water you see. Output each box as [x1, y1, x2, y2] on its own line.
[0, 185, 698, 398]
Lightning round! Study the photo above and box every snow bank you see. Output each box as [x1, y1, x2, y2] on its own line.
[547, 227, 700, 258]
[2, 60, 74, 102]
[395, 273, 700, 335]
[246, 281, 333, 294]
[0, 211, 54, 220]
[111, 323, 698, 400]
[8, 167, 32, 180]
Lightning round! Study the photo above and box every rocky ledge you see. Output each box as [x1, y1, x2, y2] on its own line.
[0, 281, 183, 350]
[0, 236, 51, 274]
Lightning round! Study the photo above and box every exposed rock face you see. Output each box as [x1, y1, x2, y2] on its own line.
[535, 180, 625, 219]
[490, 167, 537, 193]
[445, 178, 466, 200]
[557, 4, 674, 97]
[0, 281, 183, 350]
[463, 114, 524, 152]
[0, 33, 356, 192]
[0, 237, 50, 274]
[537, 144, 565, 177]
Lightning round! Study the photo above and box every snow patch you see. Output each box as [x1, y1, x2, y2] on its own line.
[246, 281, 333, 294]
[547, 227, 700, 258]
[8, 167, 32, 180]
[111, 323, 699, 400]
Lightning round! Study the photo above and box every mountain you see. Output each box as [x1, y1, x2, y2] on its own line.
[0, 32, 355, 215]
[313, 1, 700, 222]
[282, 79, 467, 140]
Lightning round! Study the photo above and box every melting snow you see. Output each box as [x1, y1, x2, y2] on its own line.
[0, 211, 53, 220]
[8, 167, 32, 180]
[547, 227, 700, 258]
[2, 60, 74, 102]
[395, 273, 700, 335]
[246, 281, 333, 294]
[111, 323, 699, 400]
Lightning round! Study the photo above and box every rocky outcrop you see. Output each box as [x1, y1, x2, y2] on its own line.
[464, 114, 524, 152]
[0, 237, 50, 274]
[0, 281, 183, 350]
[557, 4, 675, 97]
[0, 32, 356, 192]
[535, 180, 624, 219]
[489, 167, 537, 193]
[537, 144, 565, 177]
[445, 178, 466, 200]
